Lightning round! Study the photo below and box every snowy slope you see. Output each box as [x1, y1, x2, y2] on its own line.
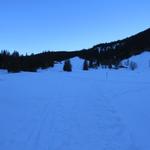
[123, 52, 150, 71]
[50, 57, 84, 72]
[0, 52, 150, 150]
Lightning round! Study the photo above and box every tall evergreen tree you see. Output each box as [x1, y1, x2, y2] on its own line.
[63, 60, 72, 72]
[83, 60, 89, 71]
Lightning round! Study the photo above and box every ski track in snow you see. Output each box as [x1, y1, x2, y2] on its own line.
[0, 72, 136, 150]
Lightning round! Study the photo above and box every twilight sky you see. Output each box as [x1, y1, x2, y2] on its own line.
[0, 0, 150, 54]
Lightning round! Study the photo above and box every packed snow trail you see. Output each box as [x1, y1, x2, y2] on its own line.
[0, 70, 136, 150]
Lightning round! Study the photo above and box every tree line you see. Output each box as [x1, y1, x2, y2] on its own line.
[0, 50, 54, 72]
[0, 28, 150, 73]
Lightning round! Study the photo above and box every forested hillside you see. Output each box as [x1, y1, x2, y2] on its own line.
[0, 28, 150, 72]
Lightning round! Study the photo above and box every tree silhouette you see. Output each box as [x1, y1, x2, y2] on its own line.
[83, 60, 89, 71]
[63, 60, 72, 72]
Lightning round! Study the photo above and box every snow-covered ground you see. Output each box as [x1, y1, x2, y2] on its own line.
[0, 52, 150, 150]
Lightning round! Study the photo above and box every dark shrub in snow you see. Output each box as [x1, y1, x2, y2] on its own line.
[129, 61, 138, 71]
[63, 60, 72, 72]
[83, 60, 89, 71]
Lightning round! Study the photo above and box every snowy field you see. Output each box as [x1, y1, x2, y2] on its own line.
[0, 52, 150, 150]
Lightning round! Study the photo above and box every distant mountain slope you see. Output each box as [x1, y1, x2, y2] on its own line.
[78, 28, 150, 68]
[93, 28, 150, 52]
[0, 28, 150, 72]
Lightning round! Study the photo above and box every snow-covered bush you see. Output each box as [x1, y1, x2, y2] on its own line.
[129, 61, 138, 71]
[124, 59, 130, 67]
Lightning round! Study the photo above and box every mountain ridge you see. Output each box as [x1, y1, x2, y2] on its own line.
[0, 28, 150, 72]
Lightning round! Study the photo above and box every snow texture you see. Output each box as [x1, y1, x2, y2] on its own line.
[0, 52, 150, 150]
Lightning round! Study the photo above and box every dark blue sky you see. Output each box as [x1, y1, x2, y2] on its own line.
[0, 0, 150, 54]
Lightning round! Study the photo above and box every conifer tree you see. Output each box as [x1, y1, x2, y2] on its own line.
[63, 60, 72, 72]
[83, 60, 89, 71]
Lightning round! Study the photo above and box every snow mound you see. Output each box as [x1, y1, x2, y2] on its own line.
[123, 52, 150, 71]
[69, 57, 84, 71]
[49, 57, 84, 72]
